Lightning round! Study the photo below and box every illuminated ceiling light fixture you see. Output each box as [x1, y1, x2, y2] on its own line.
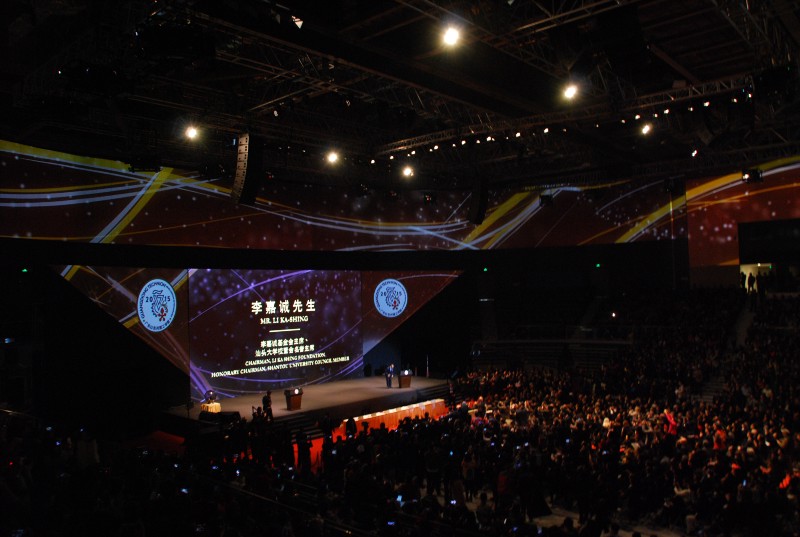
[402, 165, 414, 177]
[185, 125, 199, 139]
[543, 127, 549, 133]
[641, 123, 652, 135]
[691, 149, 698, 157]
[515, 132, 521, 138]
[703, 101, 710, 107]
[443, 26, 460, 46]
[292, 15, 303, 29]
[634, 114, 641, 120]
[563, 83, 578, 100]
[326, 151, 339, 164]
[663, 108, 670, 114]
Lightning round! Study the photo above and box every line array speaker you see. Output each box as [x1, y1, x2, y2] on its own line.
[231, 133, 263, 205]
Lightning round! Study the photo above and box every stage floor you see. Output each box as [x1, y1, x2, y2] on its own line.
[173, 376, 449, 423]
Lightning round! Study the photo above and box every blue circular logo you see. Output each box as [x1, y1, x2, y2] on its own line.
[374, 278, 408, 318]
[137, 279, 177, 332]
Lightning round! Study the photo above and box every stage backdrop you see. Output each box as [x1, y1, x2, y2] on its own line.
[54, 264, 457, 400]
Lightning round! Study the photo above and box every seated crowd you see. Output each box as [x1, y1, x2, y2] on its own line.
[1, 289, 798, 537]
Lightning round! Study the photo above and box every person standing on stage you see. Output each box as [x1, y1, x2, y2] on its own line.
[262, 390, 274, 422]
[385, 363, 395, 388]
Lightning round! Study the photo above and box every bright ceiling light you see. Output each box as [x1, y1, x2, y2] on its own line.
[443, 27, 460, 46]
[563, 83, 578, 100]
[185, 126, 198, 139]
[326, 151, 339, 163]
[641, 123, 652, 135]
[402, 165, 414, 177]
[292, 15, 303, 29]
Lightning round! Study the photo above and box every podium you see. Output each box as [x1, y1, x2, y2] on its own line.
[200, 402, 221, 413]
[284, 388, 303, 410]
[399, 374, 412, 388]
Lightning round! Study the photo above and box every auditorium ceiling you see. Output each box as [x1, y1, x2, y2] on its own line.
[2, 0, 800, 193]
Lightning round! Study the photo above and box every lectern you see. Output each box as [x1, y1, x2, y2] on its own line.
[399, 370, 412, 388]
[284, 387, 303, 410]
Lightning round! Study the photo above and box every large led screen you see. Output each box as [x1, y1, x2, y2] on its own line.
[54, 264, 458, 400]
[189, 268, 456, 399]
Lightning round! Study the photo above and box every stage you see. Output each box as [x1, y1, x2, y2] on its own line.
[171, 375, 450, 428]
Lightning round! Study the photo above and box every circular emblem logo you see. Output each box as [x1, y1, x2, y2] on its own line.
[374, 278, 408, 318]
[137, 279, 177, 332]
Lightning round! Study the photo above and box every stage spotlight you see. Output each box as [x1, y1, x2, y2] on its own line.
[292, 15, 303, 28]
[641, 123, 652, 135]
[443, 26, 460, 46]
[563, 83, 578, 100]
[402, 165, 414, 177]
[185, 125, 199, 139]
[326, 151, 339, 164]
[742, 169, 763, 183]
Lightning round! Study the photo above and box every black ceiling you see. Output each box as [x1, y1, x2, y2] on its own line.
[2, 0, 800, 192]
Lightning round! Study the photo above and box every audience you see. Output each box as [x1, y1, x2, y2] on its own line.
[1, 288, 797, 537]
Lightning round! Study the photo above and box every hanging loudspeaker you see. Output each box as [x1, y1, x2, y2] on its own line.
[231, 133, 263, 205]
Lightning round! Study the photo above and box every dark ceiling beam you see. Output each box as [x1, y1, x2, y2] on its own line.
[709, 0, 796, 68]
[188, 3, 541, 117]
[773, 0, 800, 47]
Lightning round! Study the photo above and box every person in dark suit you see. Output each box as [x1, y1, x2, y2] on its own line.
[262, 390, 273, 422]
[385, 363, 395, 388]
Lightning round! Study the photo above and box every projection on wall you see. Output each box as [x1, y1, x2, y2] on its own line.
[686, 160, 800, 268]
[2, 140, 690, 252]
